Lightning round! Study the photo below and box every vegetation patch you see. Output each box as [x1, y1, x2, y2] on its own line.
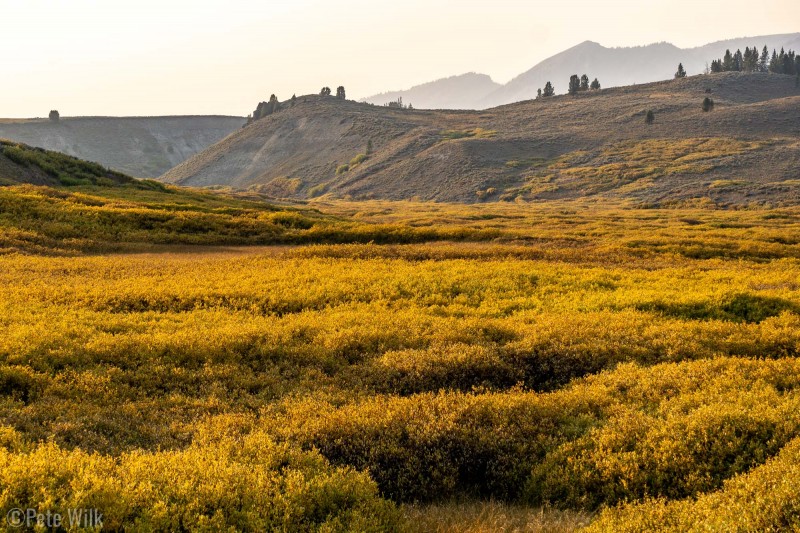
[523, 138, 764, 197]
[505, 158, 548, 169]
[637, 292, 799, 323]
[349, 153, 369, 168]
[440, 128, 497, 141]
[250, 176, 304, 197]
[1, 140, 134, 187]
[2, 197, 800, 529]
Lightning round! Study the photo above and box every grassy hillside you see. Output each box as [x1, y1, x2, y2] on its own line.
[0, 115, 243, 177]
[0, 141, 509, 255]
[162, 72, 800, 205]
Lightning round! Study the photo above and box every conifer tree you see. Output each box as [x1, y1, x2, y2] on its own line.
[568, 75, 581, 95]
[542, 81, 555, 97]
[722, 50, 734, 71]
[743, 47, 758, 72]
[580, 74, 590, 91]
[336, 86, 346, 99]
[537, 88, 542, 99]
[782, 50, 796, 75]
[590, 78, 601, 90]
[733, 49, 743, 71]
[675, 63, 687, 78]
[645, 110, 654, 125]
[760, 46, 769, 72]
[769, 50, 779, 73]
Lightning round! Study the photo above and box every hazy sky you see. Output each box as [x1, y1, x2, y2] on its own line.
[1, 0, 797, 117]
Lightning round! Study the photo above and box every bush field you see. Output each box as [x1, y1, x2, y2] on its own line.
[1, 191, 800, 530]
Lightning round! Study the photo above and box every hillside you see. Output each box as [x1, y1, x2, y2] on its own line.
[0, 115, 243, 178]
[362, 33, 800, 109]
[0, 139, 137, 187]
[486, 33, 800, 107]
[162, 72, 800, 205]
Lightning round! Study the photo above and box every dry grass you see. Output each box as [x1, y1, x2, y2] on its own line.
[514, 137, 765, 198]
[403, 502, 591, 533]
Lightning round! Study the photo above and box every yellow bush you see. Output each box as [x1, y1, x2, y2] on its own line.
[0, 434, 399, 531]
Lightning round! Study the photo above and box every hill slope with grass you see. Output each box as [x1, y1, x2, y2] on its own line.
[0, 115, 243, 178]
[162, 72, 800, 205]
[0, 141, 481, 255]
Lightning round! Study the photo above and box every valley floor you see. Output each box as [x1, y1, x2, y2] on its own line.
[2, 199, 800, 531]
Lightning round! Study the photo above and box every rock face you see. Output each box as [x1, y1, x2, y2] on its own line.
[161, 73, 800, 206]
[0, 116, 244, 177]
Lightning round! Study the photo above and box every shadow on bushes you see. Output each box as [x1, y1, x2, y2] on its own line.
[637, 293, 799, 323]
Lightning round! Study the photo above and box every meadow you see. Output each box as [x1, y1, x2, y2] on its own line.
[2, 188, 800, 530]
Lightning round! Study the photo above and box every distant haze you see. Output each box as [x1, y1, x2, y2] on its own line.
[1, 0, 798, 117]
[365, 33, 800, 109]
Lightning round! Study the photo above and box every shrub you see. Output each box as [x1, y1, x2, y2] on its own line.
[307, 182, 330, 198]
[0, 434, 400, 531]
[265, 358, 800, 505]
[588, 436, 800, 531]
[636, 292, 799, 323]
[349, 154, 368, 167]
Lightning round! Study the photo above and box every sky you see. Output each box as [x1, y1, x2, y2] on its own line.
[1, 0, 798, 117]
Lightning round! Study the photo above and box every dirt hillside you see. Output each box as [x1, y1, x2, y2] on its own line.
[161, 73, 800, 205]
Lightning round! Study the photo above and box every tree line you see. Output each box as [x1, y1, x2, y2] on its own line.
[537, 74, 600, 99]
[710, 45, 799, 75]
[535, 44, 799, 102]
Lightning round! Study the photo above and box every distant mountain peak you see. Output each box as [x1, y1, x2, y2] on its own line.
[363, 32, 800, 110]
[361, 71, 501, 110]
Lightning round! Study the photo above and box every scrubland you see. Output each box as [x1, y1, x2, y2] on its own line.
[2, 191, 800, 531]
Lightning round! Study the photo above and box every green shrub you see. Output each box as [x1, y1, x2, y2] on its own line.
[636, 292, 798, 323]
[350, 154, 369, 167]
[307, 182, 330, 198]
[1, 140, 133, 187]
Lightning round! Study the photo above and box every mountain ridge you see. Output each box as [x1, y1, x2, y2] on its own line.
[362, 33, 800, 109]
